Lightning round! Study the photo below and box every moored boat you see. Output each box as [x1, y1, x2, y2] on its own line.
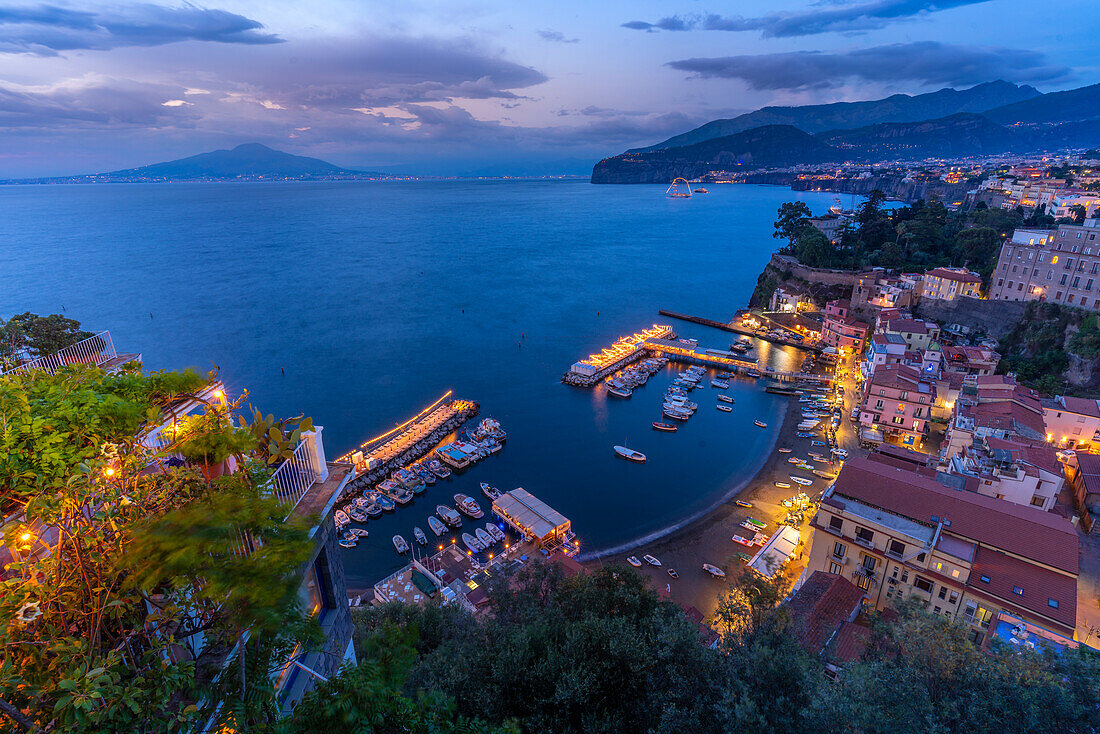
[413, 527, 427, 545]
[652, 421, 678, 432]
[335, 509, 350, 526]
[462, 532, 481, 553]
[717, 394, 734, 403]
[454, 494, 485, 518]
[436, 504, 462, 527]
[486, 523, 505, 542]
[643, 554, 662, 567]
[717, 404, 732, 412]
[393, 535, 409, 553]
[428, 516, 447, 536]
[377, 496, 396, 512]
[711, 379, 729, 389]
[428, 459, 451, 479]
[607, 386, 632, 398]
[702, 563, 726, 578]
[753, 420, 767, 428]
[790, 475, 814, 486]
[613, 445, 647, 462]
[480, 482, 501, 500]
[475, 527, 494, 547]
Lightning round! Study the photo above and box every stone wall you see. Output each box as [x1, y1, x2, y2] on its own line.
[769, 253, 869, 287]
[913, 296, 1028, 340]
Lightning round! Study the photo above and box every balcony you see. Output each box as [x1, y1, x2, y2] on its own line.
[830, 554, 849, 565]
[1, 331, 141, 377]
[854, 535, 875, 550]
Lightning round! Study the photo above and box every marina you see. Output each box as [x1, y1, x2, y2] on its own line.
[562, 324, 674, 387]
[658, 309, 825, 353]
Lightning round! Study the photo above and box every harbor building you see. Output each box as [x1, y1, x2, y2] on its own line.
[493, 488, 573, 552]
[804, 457, 1079, 641]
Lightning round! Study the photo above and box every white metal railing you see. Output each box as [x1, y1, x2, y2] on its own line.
[271, 440, 319, 512]
[2, 331, 117, 376]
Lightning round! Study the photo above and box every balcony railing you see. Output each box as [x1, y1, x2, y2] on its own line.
[2, 331, 118, 376]
[270, 439, 320, 513]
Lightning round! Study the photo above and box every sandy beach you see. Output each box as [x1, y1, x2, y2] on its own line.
[587, 369, 862, 620]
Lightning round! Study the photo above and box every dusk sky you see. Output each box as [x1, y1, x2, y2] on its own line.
[0, 0, 1096, 176]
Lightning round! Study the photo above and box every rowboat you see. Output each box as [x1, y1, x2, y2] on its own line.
[754, 420, 767, 428]
[777, 447, 792, 453]
[652, 421, 678, 432]
[717, 404, 732, 412]
[775, 481, 792, 488]
[627, 556, 642, 567]
[702, 563, 726, 578]
[745, 517, 767, 529]
[643, 554, 662, 567]
[613, 445, 647, 462]
[735, 500, 752, 508]
[790, 475, 814, 486]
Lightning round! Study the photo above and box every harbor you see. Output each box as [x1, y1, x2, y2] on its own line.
[561, 324, 674, 386]
[659, 309, 825, 353]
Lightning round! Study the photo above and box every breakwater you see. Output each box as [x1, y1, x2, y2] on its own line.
[659, 308, 823, 353]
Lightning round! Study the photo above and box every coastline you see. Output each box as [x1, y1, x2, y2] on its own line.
[578, 401, 786, 562]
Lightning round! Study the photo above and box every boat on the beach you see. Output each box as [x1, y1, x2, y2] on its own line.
[627, 556, 642, 567]
[454, 494, 484, 518]
[813, 470, 836, 479]
[777, 447, 792, 453]
[428, 516, 447, 536]
[462, 532, 481, 553]
[796, 431, 813, 438]
[737, 552, 752, 563]
[393, 535, 409, 554]
[652, 421, 678, 432]
[702, 563, 726, 578]
[789, 475, 814, 486]
[475, 527, 494, 548]
[480, 482, 501, 500]
[775, 481, 792, 488]
[745, 517, 767, 529]
[613, 445, 647, 462]
[436, 504, 462, 527]
[486, 523, 505, 542]
[735, 500, 752, 508]
[413, 527, 427, 545]
[643, 554, 662, 567]
[667, 569, 678, 579]
[754, 420, 767, 428]
[732, 535, 754, 546]
[717, 404, 732, 412]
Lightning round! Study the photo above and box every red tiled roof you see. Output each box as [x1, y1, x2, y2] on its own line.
[873, 444, 933, 466]
[830, 621, 873, 663]
[1073, 452, 1100, 492]
[867, 452, 938, 476]
[886, 319, 932, 335]
[786, 572, 866, 655]
[1058, 395, 1100, 418]
[830, 458, 1079, 574]
[972, 401, 1045, 438]
[926, 267, 983, 283]
[985, 436, 1062, 476]
[970, 546, 1077, 630]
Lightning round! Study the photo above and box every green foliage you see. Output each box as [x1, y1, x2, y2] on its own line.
[997, 302, 1075, 394]
[1070, 314, 1100, 359]
[0, 312, 92, 360]
[0, 364, 320, 732]
[172, 408, 258, 464]
[246, 408, 315, 466]
[774, 201, 813, 245]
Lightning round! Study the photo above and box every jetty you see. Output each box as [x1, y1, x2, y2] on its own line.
[562, 324, 674, 387]
[658, 309, 823, 353]
[643, 337, 831, 384]
[337, 391, 480, 486]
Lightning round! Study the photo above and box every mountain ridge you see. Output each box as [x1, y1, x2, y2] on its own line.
[99, 143, 379, 180]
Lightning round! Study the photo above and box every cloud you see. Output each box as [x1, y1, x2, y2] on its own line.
[0, 3, 282, 55]
[538, 29, 578, 43]
[623, 0, 993, 38]
[161, 98, 192, 107]
[666, 42, 1072, 90]
[0, 77, 200, 128]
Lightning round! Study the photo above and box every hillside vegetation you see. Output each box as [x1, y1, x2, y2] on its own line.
[997, 302, 1100, 395]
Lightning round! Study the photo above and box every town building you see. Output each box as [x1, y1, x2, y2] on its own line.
[941, 345, 1000, 377]
[859, 364, 935, 449]
[989, 220, 1100, 308]
[805, 457, 1079, 640]
[821, 299, 870, 354]
[808, 215, 848, 244]
[850, 271, 921, 314]
[1063, 453, 1100, 533]
[880, 317, 940, 352]
[941, 436, 1064, 511]
[785, 571, 870, 678]
[1041, 394, 1100, 450]
[862, 332, 908, 380]
[769, 287, 802, 312]
[921, 267, 983, 300]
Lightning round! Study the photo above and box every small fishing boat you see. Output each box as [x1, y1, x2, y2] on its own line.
[462, 532, 481, 553]
[413, 527, 427, 545]
[664, 410, 690, 421]
[486, 523, 505, 542]
[745, 517, 767, 529]
[392, 535, 409, 554]
[350, 528, 369, 538]
[428, 516, 447, 536]
[335, 509, 350, 526]
[787, 457, 803, 464]
[717, 404, 732, 412]
[717, 395, 734, 403]
[643, 554, 662, 567]
[777, 447, 792, 453]
[702, 563, 726, 578]
[607, 386, 632, 398]
[732, 535, 754, 546]
[454, 494, 485, 518]
[735, 499, 752, 508]
[377, 496, 396, 512]
[746, 370, 762, 378]
[475, 527, 494, 548]
[754, 420, 767, 428]
[813, 470, 836, 479]
[774, 481, 792, 488]
[790, 475, 814, 486]
[613, 445, 646, 463]
[796, 431, 813, 438]
[711, 380, 729, 389]
[480, 482, 501, 500]
[436, 504, 462, 527]
[338, 538, 357, 549]
[365, 503, 383, 518]
[652, 421, 678, 432]
[626, 556, 642, 567]
[428, 459, 452, 479]
[667, 569, 679, 579]
[347, 508, 367, 522]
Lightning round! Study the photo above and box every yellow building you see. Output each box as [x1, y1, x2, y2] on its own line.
[921, 267, 983, 301]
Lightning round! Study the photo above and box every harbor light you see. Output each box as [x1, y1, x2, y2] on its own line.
[103, 466, 115, 478]
[20, 532, 31, 542]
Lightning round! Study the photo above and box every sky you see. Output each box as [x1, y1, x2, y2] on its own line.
[0, 0, 1096, 176]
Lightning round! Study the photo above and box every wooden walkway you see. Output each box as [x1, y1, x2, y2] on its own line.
[658, 309, 824, 353]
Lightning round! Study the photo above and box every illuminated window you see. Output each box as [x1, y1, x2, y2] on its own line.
[1052, 255, 1059, 264]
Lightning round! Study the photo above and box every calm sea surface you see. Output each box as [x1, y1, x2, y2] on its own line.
[0, 180, 844, 587]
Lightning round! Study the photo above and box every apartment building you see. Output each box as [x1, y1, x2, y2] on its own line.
[989, 220, 1100, 308]
[943, 436, 1064, 511]
[1063, 453, 1100, 533]
[881, 317, 940, 352]
[1041, 394, 1100, 450]
[941, 345, 999, 377]
[821, 299, 870, 353]
[859, 364, 935, 449]
[862, 333, 907, 380]
[805, 457, 1079, 640]
[921, 267, 983, 301]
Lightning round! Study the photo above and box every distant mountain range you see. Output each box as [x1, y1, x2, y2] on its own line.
[5, 143, 386, 183]
[595, 82, 1100, 184]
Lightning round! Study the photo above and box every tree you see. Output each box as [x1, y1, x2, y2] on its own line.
[4, 312, 92, 358]
[774, 201, 813, 246]
[1068, 204, 1087, 224]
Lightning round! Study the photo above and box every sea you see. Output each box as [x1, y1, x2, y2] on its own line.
[0, 180, 846, 588]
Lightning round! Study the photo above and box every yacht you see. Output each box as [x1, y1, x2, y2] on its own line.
[392, 535, 409, 554]
[475, 527, 494, 548]
[436, 504, 462, 527]
[413, 527, 427, 545]
[613, 446, 646, 462]
[428, 516, 447, 536]
[454, 494, 485, 518]
[486, 523, 505, 542]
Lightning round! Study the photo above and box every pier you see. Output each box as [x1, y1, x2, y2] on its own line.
[658, 309, 824, 353]
[337, 391, 480, 488]
[562, 324, 674, 387]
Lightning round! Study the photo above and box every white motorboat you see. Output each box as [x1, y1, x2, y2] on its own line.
[413, 527, 427, 545]
[392, 535, 409, 554]
[486, 523, 505, 542]
[334, 509, 350, 526]
[480, 482, 501, 500]
[436, 504, 462, 527]
[454, 494, 484, 518]
[462, 532, 482, 553]
[428, 516, 447, 536]
[643, 554, 662, 567]
[711, 380, 729, 389]
[626, 556, 642, 567]
[613, 446, 646, 462]
[790, 475, 814, 486]
[702, 563, 726, 578]
[475, 527, 494, 547]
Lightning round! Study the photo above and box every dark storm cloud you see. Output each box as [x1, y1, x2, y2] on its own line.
[666, 42, 1072, 90]
[537, 29, 578, 43]
[0, 3, 282, 55]
[623, 0, 993, 37]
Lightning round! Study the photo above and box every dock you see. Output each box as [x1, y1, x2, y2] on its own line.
[643, 337, 831, 384]
[336, 391, 480, 486]
[562, 324, 674, 387]
[658, 309, 823, 353]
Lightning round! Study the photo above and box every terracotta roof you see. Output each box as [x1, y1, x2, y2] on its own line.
[984, 436, 1063, 477]
[971, 401, 1046, 438]
[885, 319, 932, 335]
[829, 621, 873, 663]
[970, 546, 1076, 630]
[926, 267, 983, 283]
[873, 444, 933, 466]
[1057, 395, 1100, 418]
[830, 458, 1079, 574]
[1074, 453, 1100, 492]
[867, 452, 938, 476]
[786, 572, 866, 656]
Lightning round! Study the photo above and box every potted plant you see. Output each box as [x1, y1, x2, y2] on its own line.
[173, 410, 256, 479]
